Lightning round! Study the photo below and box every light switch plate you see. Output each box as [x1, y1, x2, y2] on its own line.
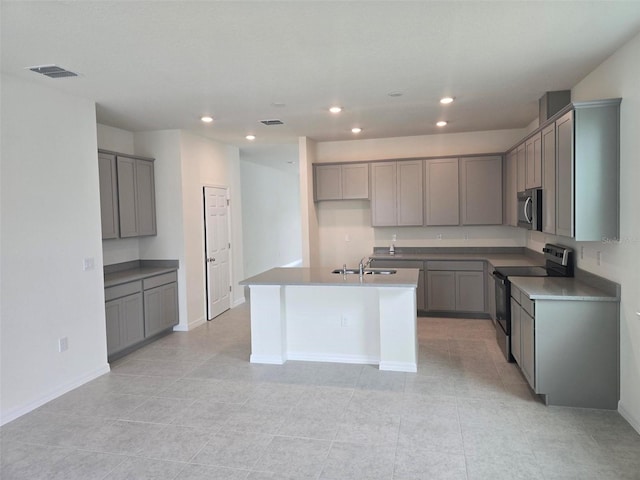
[83, 257, 95, 271]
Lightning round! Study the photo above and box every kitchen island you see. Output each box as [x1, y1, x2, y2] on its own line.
[240, 267, 419, 372]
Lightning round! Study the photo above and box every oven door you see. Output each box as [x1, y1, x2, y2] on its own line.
[492, 271, 510, 334]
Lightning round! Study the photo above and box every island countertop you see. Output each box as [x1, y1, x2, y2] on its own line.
[509, 276, 619, 301]
[240, 267, 419, 288]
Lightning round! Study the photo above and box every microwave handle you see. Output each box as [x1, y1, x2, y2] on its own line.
[524, 196, 532, 224]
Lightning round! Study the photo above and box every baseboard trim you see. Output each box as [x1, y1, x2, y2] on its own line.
[173, 316, 206, 332]
[232, 297, 246, 308]
[250, 354, 285, 365]
[287, 352, 379, 365]
[379, 361, 417, 373]
[619, 400, 640, 434]
[0, 364, 111, 426]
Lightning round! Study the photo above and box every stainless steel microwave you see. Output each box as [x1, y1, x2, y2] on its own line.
[517, 189, 542, 230]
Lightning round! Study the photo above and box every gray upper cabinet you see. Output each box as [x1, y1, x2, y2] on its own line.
[424, 158, 459, 226]
[516, 143, 526, 192]
[504, 149, 518, 227]
[314, 163, 369, 201]
[541, 123, 556, 234]
[98, 152, 119, 239]
[342, 163, 369, 199]
[116, 155, 157, 238]
[525, 132, 542, 189]
[371, 161, 422, 227]
[460, 156, 503, 225]
[555, 111, 573, 238]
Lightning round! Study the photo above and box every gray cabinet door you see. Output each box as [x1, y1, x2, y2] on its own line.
[424, 158, 459, 226]
[520, 308, 535, 387]
[487, 270, 496, 322]
[426, 271, 456, 311]
[555, 111, 574, 238]
[397, 160, 423, 226]
[342, 163, 369, 200]
[105, 300, 122, 356]
[371, 163, 397, 226]
[314, 165, 342, 201]
[121, 292, 144, 349]
[417, 270, 425, 311]
[117, 156, 138, 237]
[504, 149, 518, 227]
[460, 156, 502, 225]
[144, 283, 178, 338]
[98, 152, 119, 239]
[525, 132, 542, 189]
[541, 123, 556, 234]
[510, 297, 521, 364]
[456, 271, 484, 312]
[105, 292, 143, 357]
[516, 143, 526, 192]
[135, 159, 157, 236]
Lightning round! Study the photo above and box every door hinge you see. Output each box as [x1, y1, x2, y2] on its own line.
[229, 286, 232, 292]
[228, 242, 231, 249]
[226, 199, 230, 206]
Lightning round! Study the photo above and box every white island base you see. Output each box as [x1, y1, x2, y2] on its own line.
[246, 280, 418, 373]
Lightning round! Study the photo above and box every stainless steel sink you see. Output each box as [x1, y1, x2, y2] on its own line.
[331, 268, 397, 275]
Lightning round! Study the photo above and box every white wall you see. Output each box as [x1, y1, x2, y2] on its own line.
[313, 129, 528, 267]
[97, 124, 141, 265]
[0, 75, 109, 424]
[527, 31, 640, 431]
[179, 131, 244, 328]
[240, 144, 302, 277]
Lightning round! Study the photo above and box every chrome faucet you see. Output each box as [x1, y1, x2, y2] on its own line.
[358, 256, 372, 276]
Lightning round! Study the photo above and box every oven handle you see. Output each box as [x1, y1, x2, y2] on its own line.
[490, 271, 507, 285]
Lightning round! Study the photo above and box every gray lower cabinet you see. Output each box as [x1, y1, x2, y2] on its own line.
[105, 282, 144, 357]
[460, 156, 503, 225]
[509, 286, 618, 409]
[426, 261, 485, 313]
[105, 271, 178, 360]
[98, 152, 119, 239]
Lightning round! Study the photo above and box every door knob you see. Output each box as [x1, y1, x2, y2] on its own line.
[207, 257, 216, 263]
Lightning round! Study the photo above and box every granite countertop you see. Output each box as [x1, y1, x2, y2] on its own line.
[509, 276, 619, 302]
[370, 251, 542, 268]
[240, 267, 419, 288]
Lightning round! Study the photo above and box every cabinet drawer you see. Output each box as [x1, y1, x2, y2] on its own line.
[426, 260, 484, 271]
[510, 285, 522, 304]
[521, 295, 534, 317]
[143, 271, 177, 290]
[371, 259, 424, 270]
[105, 281, 142, 301]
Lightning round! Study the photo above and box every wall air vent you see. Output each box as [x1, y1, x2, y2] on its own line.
[260, 119, 284, 126]
[27, 65, 79, 78]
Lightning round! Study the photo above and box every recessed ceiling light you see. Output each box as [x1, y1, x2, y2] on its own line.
[440, 97, 454, 104]
[329, 106, 342, 114]
[201, 116, 213, 123]
[246, 135, 256, 141]
[271, 102, 286, 108]
[351, 127, 362, 134]
[436, 121, 448, 127]
[388, 91, 403, 97]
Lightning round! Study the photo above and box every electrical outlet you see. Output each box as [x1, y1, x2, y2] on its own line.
[58, 337, 69, 353]
[463, 234, 469, 241]
[596, 251, 602, 265]
[392, 234, 397, 242]
[341, 315, 349, 327]
[83, 257, 95, 271]
[580, 246, 584, 260]
[436, 234, 442, 240]
[345, 234, 350, 242]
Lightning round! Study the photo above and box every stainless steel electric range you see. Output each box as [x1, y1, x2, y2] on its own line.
[491, 244, 574, 362]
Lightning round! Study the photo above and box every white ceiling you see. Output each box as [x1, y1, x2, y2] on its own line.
[3, 1, 640, 146]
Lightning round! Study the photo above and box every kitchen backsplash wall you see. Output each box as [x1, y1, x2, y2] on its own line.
[316, 200, 527, 267]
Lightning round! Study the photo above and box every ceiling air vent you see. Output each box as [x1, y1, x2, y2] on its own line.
[27, 65, 79, 78]
[260, 119, 284, 126]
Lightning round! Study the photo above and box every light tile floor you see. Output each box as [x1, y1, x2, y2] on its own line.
[2, 304, 639, 479]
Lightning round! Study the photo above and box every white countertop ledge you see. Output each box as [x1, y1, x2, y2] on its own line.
[240, 267, 419, 288]
[509, 276, 619, 301]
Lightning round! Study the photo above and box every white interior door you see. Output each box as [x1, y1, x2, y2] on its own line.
[204, 186, 231, 319]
